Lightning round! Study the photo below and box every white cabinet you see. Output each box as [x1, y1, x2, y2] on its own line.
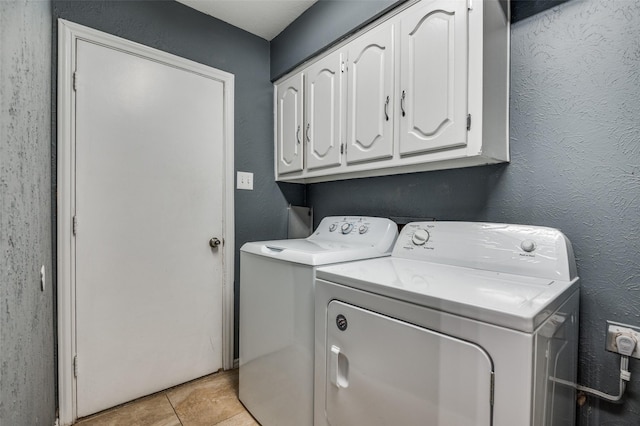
[346, 21, 395, 164]
[305, 51, 344, 171]
[399, 0, 468, 155]
[275, 72, 304, 175]
[275, 0, 509, 183]
[276, 52, 345, 174]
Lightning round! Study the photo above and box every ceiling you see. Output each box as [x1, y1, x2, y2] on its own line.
[176, 0, 318, 41]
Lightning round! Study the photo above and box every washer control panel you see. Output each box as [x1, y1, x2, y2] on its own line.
[311, 216, 398, 248]
[393, 222, 577, 281]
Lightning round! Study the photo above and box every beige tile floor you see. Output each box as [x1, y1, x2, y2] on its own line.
[75, 369, 259, 426]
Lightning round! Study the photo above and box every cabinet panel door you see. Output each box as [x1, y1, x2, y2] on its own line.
[346, 23, 395, 164]
[400, 0, 468, 155]
[306, 51, 343, 171]
[276, 73, 304, 174]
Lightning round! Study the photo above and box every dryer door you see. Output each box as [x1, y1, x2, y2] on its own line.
[325, 301, 494, 426]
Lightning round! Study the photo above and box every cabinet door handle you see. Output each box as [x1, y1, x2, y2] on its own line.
[296, 125, 301, 144]
[384, 96, 390, 121]
[306, 123, 311, 143]
[401, 90, 406, 117]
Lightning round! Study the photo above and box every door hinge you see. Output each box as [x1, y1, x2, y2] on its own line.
[72, 216, 78, 236]
[467, 114, 472, 131]
[468, 0, 473, 10]
[490, 371, 495, 406]
[73, 355, 78, 377]
[341, 62, 345, 73]
[73, 71, 78, 91]
[340, 143, 344, 154]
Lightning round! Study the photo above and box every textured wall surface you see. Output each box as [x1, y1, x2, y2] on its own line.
[507, 1, 640, 423]
[288, 0, 640, 423]
[52, 0, 303, 358]
[0, 1, 56, 425]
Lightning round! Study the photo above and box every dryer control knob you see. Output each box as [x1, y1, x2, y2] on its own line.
[329, 223, 337, 232]
[521, 240, 536, 252]
[341, 223, 353, 234]
[358, 225, 369, 234]
[411, 229, 430, 246]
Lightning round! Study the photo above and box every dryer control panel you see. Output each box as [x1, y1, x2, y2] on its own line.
[393, 222, 577, 281]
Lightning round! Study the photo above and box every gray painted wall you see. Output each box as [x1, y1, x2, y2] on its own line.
[2, 0, 636, 423]
[52, 0, 303, 358]
[274, 0, 640, 424]
[509, 2, 640, 423]
[271, 0, 402, 80]
[0, 1, 56, 425]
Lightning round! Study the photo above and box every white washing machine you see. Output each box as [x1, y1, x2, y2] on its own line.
[314, 222, 580, 426]
[239, 216, 398, 426]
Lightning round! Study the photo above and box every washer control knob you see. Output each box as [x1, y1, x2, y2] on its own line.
[521, 240, 536, 252]
[411, 229, 430, 246]
[329, 223, 337, 232]
[341, 223, 353, 234]
[358, 225, 369, 234]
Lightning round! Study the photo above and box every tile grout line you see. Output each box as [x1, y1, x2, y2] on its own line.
[165, 392, 184, 426]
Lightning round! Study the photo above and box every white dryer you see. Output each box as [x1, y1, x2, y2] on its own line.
[239, 216, 398, 426]
[314, 222, 580, 426]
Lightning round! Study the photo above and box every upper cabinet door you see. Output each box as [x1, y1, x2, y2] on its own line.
[346, 22, 395, 164]
[306, 51, 344, 171]
[276, 72, 304, 174]
[399, 0, 468, 156]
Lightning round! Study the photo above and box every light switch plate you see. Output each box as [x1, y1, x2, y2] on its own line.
[237, 171, 253, 190]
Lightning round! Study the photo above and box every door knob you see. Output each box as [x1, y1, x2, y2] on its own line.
[209, 237, 222, 248]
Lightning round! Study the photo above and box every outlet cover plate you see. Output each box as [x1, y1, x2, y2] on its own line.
[606, 320, 640, 359]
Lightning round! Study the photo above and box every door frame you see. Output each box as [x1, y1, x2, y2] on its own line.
[57, 19, 235, 425]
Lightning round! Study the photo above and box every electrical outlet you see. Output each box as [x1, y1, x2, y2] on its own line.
[237, 171, 253, 190]
[605, 320, 640, 359]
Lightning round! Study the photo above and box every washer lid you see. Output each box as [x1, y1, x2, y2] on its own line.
[241, 239, 393, 266]
[316, 257, 579, 332]
[240, 216, 398, 266]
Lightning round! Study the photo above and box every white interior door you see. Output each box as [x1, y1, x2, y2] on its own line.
[74, 38, 225, 417]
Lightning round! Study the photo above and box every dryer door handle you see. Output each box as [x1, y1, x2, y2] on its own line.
[330, 345, 349, 389]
